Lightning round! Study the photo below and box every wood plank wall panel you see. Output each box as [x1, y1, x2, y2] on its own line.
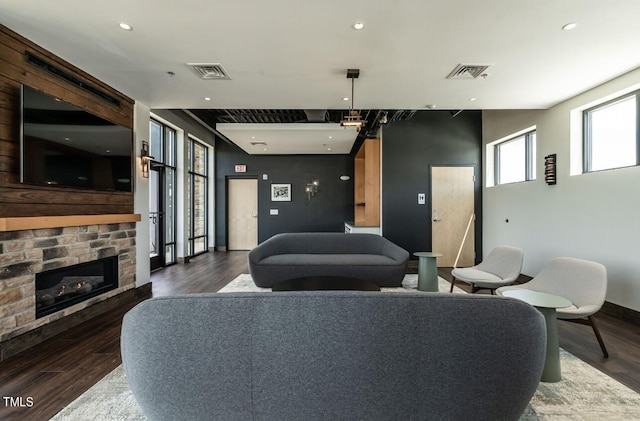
[0, 24, 135, 217]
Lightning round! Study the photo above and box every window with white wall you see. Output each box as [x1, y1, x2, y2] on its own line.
[487, 128, 536, 186]
[583, 92, 638, 173]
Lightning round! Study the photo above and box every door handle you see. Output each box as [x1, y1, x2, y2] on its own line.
[432, 217, 442, 222]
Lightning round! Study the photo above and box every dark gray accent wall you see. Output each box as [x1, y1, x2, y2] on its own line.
[215, 140, 354, 246]
[382, 110, 483, 261]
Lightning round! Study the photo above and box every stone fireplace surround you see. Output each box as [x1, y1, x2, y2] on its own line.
[0, 215, 139, 359]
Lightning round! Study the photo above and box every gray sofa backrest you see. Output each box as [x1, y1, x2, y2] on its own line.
[121, 292, 545, 421]
[248, 232, 408, 262]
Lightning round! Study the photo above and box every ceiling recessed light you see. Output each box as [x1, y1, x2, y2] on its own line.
[328, 136, 333, 139]
[469, 97, 477, 102]
[352, 22, 365, 30]
[204, 97, 211, 101]
[118, 22, 133, 31]
[426, 104, 437, 109]
[327, 147, 332, 151]
[562, 22, 577, 31]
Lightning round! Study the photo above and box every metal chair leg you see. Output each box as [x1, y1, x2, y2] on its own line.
[449, 276, 456, 292]
[588, 315, 609, 358]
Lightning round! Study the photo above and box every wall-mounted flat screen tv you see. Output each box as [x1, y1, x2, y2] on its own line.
[20, 85, 133, 192]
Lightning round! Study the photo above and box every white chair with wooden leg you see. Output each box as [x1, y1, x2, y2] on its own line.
[450, 246, 524, 293]
[497, 257, 609, 358]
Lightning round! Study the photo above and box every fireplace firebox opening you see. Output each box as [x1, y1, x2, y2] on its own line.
[35, 256, 119, 318]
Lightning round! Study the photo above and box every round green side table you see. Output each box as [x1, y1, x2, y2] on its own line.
[413, 252, 443, 292]
[502, 289, 572, 382]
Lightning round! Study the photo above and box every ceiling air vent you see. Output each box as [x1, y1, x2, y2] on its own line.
[188, 63, 231, 80]
[446, 64, 490, 80]
[250, 141, 267, 146]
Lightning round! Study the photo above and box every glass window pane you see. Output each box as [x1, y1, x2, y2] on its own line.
[188, 138, 208, 257]
[166, 128, 176, 166]
[194, 176, 206, 236]
[498, 136, 526, 184]
[165, 244, 175, 265]
[192, 141, 207, 175]
[165, 168, 175, 244]
[589, 96, 636, 171]
[149, 120, 163, 162]
[186, 178, 192, 238]
[530, 133, 537, 179]
[149, 170, 160, 258]
[194, 237, 206, 254]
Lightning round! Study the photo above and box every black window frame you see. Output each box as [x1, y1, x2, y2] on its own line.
[149, 118, 177, 265]
[187, 138, 209, 258]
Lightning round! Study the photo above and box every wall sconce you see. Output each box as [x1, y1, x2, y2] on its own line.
[140, 141, 154, 178]
[544, 153, 557, 185]
[305, 179, 319, 200]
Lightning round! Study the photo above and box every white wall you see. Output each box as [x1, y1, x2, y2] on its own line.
[483, 68, 640, 312]
[133, 102, 151, 287]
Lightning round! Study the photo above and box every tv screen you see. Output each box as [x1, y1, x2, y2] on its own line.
[20, 85, 133, 192]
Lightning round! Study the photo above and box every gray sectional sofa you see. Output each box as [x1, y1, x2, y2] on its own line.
[248, 232, 409, 287]
[121, 291, 546, 421]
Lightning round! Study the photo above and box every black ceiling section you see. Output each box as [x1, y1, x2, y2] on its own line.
[188, 108, 417, 155]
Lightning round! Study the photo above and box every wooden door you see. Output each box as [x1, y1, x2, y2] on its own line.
[228, 179, 258, 250]
[431, 166, 475, 267]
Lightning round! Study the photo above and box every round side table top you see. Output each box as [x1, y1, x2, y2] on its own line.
[413, 252, 443, 258]
[502, 289, 572, 309]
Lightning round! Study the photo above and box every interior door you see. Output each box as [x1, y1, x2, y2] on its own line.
[431, 166, 475, 267]
[228, 178, 258, 250]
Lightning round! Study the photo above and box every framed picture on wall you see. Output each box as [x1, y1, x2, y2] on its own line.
[271, 184, 291, 201]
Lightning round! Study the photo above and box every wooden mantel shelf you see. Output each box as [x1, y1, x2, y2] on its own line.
[0, 214, 142, 232]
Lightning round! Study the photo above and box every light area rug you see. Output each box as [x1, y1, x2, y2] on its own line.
[51, 274, 640, 420]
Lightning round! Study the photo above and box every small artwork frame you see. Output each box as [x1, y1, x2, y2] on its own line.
[271, 183, 291, 201]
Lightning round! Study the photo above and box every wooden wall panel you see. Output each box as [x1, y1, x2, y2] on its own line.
[0, 24, 135, 217]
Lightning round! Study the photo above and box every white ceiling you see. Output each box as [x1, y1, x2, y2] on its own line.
[216, 123, 359, 155]
[2, 0, 640, 153]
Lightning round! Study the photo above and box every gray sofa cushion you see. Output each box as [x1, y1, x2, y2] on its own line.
[248, 232, 410, 287]
[121, 292, 546, 421]
[261, 254, 398, 266]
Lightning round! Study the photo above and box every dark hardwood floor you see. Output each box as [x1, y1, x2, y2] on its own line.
[1, 251, 639, 420]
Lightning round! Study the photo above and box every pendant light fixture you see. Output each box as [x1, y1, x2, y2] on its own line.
[340, 69, 365, 130]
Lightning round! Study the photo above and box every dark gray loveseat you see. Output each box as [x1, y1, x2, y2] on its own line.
[121, 292, 546, 421]
[248, 232, 409, 287]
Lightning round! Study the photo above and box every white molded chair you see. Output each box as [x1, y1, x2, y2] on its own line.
[450, 246, 524, 294]
[496, 257, 609, 357]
